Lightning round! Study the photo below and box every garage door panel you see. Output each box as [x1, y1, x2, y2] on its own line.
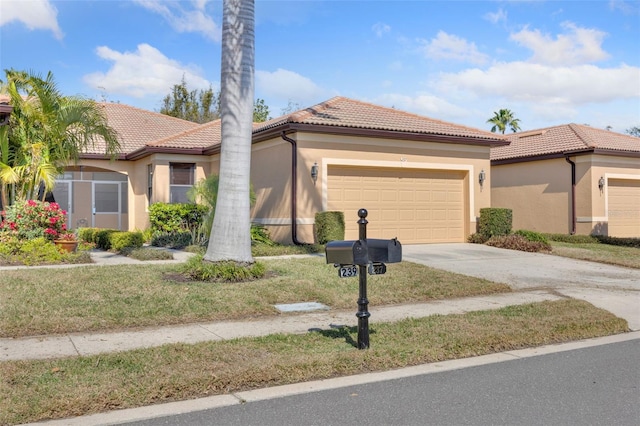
[608, 179, 640, 237]
[328, 166, 465, 243]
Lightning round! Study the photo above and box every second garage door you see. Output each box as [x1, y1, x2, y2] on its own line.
[608, 179, 640, 237]
[327, 166, 466, 244]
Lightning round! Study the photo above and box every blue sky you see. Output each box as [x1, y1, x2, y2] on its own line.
[1, 0, 639, 133]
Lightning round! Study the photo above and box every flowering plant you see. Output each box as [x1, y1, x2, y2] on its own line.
[57, 232, 77, 241]
[0, 200, 68, 241]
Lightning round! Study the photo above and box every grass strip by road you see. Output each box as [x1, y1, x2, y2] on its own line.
[0, 299, 628, 425]
[550, 242, 640, 269]
[0, 257, 510, 338]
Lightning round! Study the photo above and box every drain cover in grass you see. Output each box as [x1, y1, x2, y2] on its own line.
[274, 302, 329, 312]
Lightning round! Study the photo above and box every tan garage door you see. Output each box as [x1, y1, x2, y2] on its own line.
[608, 179, 640, 237]
[327, 166, 466, 244]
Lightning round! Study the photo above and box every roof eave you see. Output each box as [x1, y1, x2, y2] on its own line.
[253, 122, 508, 146]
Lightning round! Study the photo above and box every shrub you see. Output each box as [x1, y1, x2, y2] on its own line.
[77, 227, 99, 244]
[0, 200, 67, 241]
[594, 235, 640, 248]
[150, 231, 192, 249]
[486, 234, 551, 252]
[94, 229, 119, 250]
[544, 233, 599, 244]
[478, 208, 512, 239]
[467, 233, 489, 244]
[180, 254, 266, 282]
[315, 211, 345, 244]
[251, 224, 274, 246]
[110, 231, 144, 252]
[514, 229, 549, 244]
[148, 203, 208, 235]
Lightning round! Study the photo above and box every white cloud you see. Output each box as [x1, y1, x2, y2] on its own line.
[83, 44, 210, 98]
[256, 68, 326, 105]
[135, 0, 221, 42]
[510, 21, 609, 65]
[372, 92, 468, 119]
[484, 8, 507, 24]
[0, 0, 63, 39]
[418, 31, 488, 65]
[435, 62, 640, 107]
[372, 22, 391, 38]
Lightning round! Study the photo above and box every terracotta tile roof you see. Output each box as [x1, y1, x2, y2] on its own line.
[491, 123, 640, 161]
[148, 119, 221, 151]
[254, 96, 506, 143]
[89, 103, 200, 155]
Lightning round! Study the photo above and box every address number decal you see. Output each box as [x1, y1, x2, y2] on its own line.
[368, 263, 387, 275]
[338, 265, 358, 278]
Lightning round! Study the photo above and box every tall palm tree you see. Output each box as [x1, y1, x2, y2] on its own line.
[204, 0, 255, 264]
[0, 69, 120, 202]
[487, 109, 521, 134]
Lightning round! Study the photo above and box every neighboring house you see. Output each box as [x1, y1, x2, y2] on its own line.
[9, 96, 508, 244]
[491, 124, 640, 238]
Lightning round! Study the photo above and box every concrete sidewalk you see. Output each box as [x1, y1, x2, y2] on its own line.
[1, 290, 564, 361]
[1, 245, 637, 362]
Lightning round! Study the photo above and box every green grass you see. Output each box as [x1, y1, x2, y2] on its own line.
[550, 242, 640, 269]
[0, 257, 510, 338]
[0, 299, 628, 425]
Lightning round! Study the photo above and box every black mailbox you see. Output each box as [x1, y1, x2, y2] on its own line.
[366, 238, 402, 263]
[325, 240, 368, 265]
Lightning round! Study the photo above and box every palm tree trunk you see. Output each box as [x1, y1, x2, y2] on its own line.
[204, 0, 255, 263]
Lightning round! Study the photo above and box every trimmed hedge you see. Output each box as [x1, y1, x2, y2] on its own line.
[514, 229, 549, 244]
[478, 208, 512, 239]
[594, 235, 640, 248]
[314, 211, 345, 244]
[544, 233, 599, 244]
[110, 231, 144, 252]
[148, 203, 208, 234]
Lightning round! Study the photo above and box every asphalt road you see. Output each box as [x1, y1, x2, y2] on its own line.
[124, 338, 640, 426]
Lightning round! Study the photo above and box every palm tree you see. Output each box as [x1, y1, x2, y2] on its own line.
[0, 69, 120, 202]
[204, 0, 255, 264]
[487, 109, 521, 134]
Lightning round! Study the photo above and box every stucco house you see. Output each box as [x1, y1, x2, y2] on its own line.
[52, 96, 508, 244]
[491, 124, 640, 238]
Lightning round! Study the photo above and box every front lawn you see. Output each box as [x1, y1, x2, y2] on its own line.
[550, 242, 640, 269]
[0, 257, 510, 338]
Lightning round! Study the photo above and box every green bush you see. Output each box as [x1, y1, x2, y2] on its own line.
[478, 208, 512, 239]
[148, 203, 208, 234]
[180, 254, 266, 282]
[150, 231, 192, 249]
[110, 231, 144, 252]
[594, 235, 640, 248]
[486, 234, 551, 252]
[251, 224, 274, 246]
[94, 229, 119, 250]
[77, 227, 99, 244]
[314, 211, 345, 244]
[514, 229, 549, 244]
[544, 233, 599, 244]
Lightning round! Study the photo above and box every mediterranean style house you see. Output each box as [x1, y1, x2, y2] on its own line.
[54, 96, 508, 244]
[491, 124, 640, 238]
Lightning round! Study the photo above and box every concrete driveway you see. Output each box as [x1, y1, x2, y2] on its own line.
[402, 243, 640, 330]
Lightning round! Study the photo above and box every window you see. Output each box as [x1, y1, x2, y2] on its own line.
[170, 163, 194, 203]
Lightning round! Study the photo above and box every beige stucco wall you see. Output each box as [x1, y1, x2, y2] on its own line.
[249, 132, 492, 244]
[492, 158, 572, 234]
[492, 154, 640, 236]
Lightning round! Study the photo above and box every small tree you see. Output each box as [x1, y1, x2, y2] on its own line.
[625, 126, 640, 137]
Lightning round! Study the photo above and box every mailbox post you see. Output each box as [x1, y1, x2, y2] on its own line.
[356, 209, 370, 349]
[325, 209, 402, 349]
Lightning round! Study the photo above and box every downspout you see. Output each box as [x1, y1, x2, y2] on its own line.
[281, 131, 304, 245]
[565, 156, 577, 235]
